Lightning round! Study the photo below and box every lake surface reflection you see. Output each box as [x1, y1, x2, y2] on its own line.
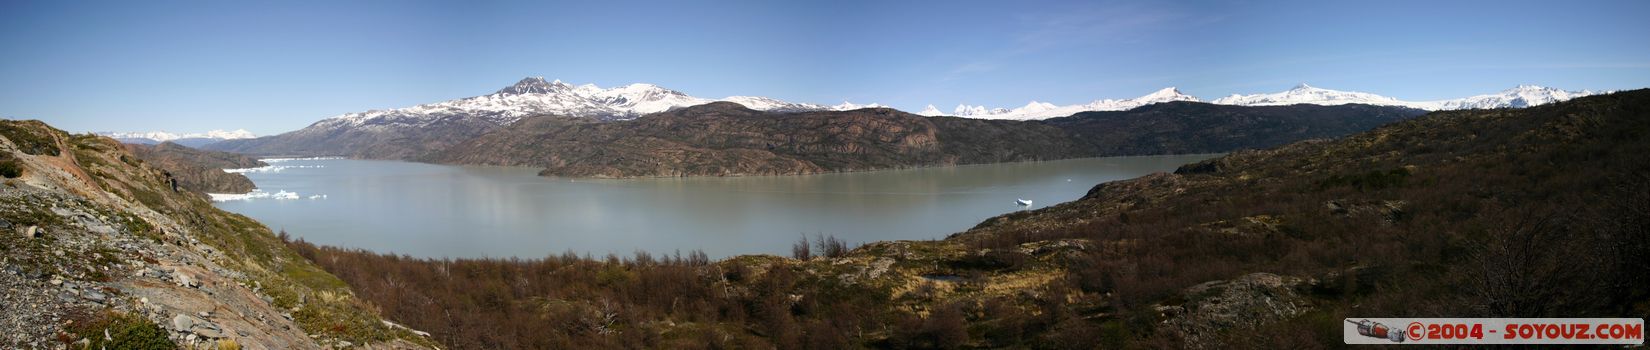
[213, 154, 1218, 259]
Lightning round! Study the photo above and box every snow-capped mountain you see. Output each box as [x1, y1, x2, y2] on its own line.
[1209, 83, 1604, 111]
[924, 87, 1200, 120]
[918, 105, 944, 116]
[203, 77, 890, 158]
[99, 129, 257, 141]
[918, 84, 1606, 121]
[324, 77, 887, 130]
[98, 129, 257, 147]
[1420, 85, 1602, 110]
[1210, 83, 1418, 108]
[717, 97, 887, 113]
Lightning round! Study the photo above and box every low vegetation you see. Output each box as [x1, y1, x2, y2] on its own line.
[0, 153, 22, 178]
[62, 310, 175, 350]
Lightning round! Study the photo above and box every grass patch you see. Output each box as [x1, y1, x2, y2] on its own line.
[117, 211, 161, 242]
[63, 310, 175, 350]
[126, 187, 168, 212]
[0, 154, 21, 178]
[281, 263, 351, 292]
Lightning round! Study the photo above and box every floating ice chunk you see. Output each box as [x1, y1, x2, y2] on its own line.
[223, 164, 325, 174]
[261, 156, 344, 163]
[206, 189, 305, 202]
[207, 192, 260, 202]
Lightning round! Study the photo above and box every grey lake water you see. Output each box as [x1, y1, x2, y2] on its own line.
[212, 154, 1218, 259]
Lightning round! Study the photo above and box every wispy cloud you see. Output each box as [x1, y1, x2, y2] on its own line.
[941, 61, 999, 81]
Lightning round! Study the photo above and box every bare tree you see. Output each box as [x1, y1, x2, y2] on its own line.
[792, 233, 812, 260]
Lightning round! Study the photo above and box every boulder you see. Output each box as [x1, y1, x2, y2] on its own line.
[193, 324, 225, 338]
[83, 290, 107, 303]
[171, 314, 224, 338]
[171, 314, 197, 331]
[176, 273, 200, 288]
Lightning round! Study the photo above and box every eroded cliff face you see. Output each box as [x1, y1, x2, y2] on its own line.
[0, 120, 432, 349]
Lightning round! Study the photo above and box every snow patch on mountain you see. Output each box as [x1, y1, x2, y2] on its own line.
[1210, 83, 1419, 108]
[1419, 85, 1603, 110]
[936, 87, 1201, 120]
[829, 101, 889, 111]
[1209, 83, 1604, 111]
[97, 129, 257, 143]
[317, 77, 893, 131]
[917, 105, 944, 116]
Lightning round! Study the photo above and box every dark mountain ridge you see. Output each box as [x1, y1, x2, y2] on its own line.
[428, 101, 1424, 177]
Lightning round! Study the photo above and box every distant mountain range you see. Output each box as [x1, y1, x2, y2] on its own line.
[933, 84, 1606, 120]
[204, 77, 887, 158]
[202, 77, 1610, 173]
[1209, 83, 1603, 110]
[921, 87, 1201, 120]
[96, 129, 256, 147]
[120, 80, 1608, 147]
[318, 77, 885, 128]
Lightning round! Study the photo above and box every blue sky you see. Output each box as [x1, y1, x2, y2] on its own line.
[2, 0, 1646, 135]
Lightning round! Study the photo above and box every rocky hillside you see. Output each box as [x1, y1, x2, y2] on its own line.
[0, 120, 433, 349]
[288, 90, 1648, 348]
[954, 88, 1650, 347]
[429, 101, 1423, 178]
[125, 142, 267, 194]
[1042, 101, 1420, 155]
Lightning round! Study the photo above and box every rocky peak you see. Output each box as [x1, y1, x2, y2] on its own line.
[496, 76, 570, 95]
[1140, 87, 1198, 102]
